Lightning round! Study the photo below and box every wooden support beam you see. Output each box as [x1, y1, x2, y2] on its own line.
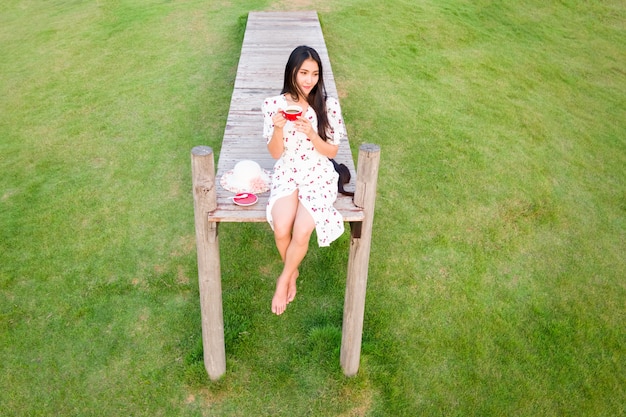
[341, 143, 381, 377]
[191, 146, 226, 381]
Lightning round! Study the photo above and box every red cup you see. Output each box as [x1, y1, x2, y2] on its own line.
[282, 105, 302, 121]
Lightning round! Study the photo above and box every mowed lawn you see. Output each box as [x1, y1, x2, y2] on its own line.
[1, 0, 624, 416]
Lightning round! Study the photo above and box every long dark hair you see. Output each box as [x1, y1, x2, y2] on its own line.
[281, 45, 330, 142]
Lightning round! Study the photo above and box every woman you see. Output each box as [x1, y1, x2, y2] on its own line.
[262, 45, 346, 315]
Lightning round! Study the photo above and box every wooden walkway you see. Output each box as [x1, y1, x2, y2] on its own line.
[212, 11, 363, 222]
[191, 11, 380, 381]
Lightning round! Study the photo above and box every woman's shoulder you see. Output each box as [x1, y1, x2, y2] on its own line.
[263, 94, 286, 107]
[325, 96, 340, 107]
[325, 96, 343, 114]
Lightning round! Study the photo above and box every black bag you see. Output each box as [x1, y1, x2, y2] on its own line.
[329, 158, 354, 196]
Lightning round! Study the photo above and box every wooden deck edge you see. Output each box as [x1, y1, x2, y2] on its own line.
[207, 196, 365, 223]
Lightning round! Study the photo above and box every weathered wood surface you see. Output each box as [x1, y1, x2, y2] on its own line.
[191, 146, 226, 380]
[340, 143, 381, 376]
[213, 11, 363, 222]
[193, 11, 379, 381]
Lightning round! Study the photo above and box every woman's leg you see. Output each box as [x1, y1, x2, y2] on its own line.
[271, 200, 315, 315]
[284, 203, 315, 303]
[270, 191, 298, 314]
[271, 190, 299, 260]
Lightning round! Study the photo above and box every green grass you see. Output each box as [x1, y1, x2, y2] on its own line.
[1, 0, 625, 416]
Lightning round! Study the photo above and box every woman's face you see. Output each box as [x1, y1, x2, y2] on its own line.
[296, 58, 319, 98]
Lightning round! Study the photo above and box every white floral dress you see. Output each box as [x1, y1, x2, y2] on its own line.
[262, 94, 346, 247]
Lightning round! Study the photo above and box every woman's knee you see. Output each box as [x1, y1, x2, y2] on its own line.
[291, 220, 314, 246]
[273, 219, 292, 239]
[271, 192, 298, 237]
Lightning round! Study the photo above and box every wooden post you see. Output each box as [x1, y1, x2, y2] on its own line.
[341, 143, 381, 376]
[191, 146, 226, 381]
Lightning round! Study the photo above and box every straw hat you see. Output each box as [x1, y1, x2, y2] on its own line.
[220, 160, 271, 194]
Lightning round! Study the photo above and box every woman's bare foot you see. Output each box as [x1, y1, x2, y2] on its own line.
[287, 269, 299, 304]
[271, 272, 291, 315]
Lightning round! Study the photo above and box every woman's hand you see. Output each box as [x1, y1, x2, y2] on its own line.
[272, 109, 287, 130]
[294, 116, 314, 137]
[294, 116, 338, 158]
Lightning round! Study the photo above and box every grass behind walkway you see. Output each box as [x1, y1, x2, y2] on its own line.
[1, 0, 625, 416]
[324, 1, 625, 414]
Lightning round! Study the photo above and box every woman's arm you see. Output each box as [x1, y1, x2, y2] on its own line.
[307, 128, 339, 158]
[294, 116, 339, 158]
[267, 110, 287, 159]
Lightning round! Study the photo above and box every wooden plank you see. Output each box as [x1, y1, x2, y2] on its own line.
[211, 11, 361, 223]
